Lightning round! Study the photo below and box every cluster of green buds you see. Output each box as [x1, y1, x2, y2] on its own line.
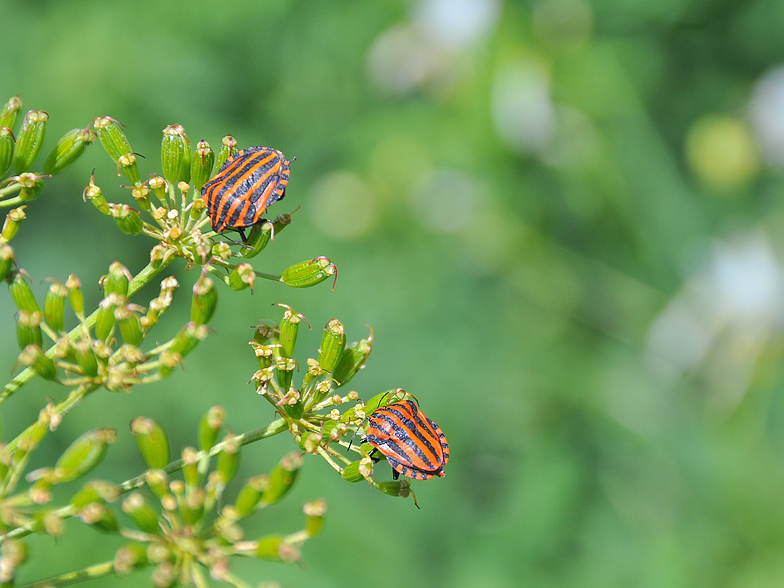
[88, 119, 337, 291]
[8, 261, 216, 391]
[0, 407, 324, 586]
[0, 96, 96, 283]
[249, 306, 418, 506]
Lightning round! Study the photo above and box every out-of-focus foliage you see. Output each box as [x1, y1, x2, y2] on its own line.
[3, 0, 784, 586]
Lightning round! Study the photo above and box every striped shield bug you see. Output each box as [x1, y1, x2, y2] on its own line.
[364, 395, 449, 481]
[201, 146, 291, 241]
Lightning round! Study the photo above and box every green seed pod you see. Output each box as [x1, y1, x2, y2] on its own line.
[16, 310, 42, 350]
[54, 429, 116, 483]
[275, 304, 306, 359]
[78, 502, 119, 533]
[69, 480, 117, 509]
[239, 221, 273, 259]
[17, 344, 55, 380]
[130, 417, 170, 470]
[228, 263, 255, 291]
[93, 117, 133, 162]
[198, 405, 225, 452]
[115, 305, 144, 346]
[82, 174, 110, 215]
[65, 274, 83, 318]
[0, 243, 13, 283]
[261, 452, 302, 506]
[318, 319, 345, 372]
[275, 358, 296, 391]
[110, 204, 144, 236]
[0, 126, 14, 177]
[2, 205, 27, 242]
[161, 124, 191, 185]
[148, 175, 167, 204]
[120, 492, 160, 534]
[169, 321, 209, 358]
[252, 343, 275, 371]
[233, 475, 268, 519]
[190, 272, 217, 325]
[157, 350, 182, 378]
[73, 338, 99, 377]
[114, 543, 149, 575]
[190, 197, 206, 220]
[280, 257, 337, 289]
[180, 487, 205, 526]
[254, 535, 284, 561]
[13, 110, 48, 173]
[8, 270, 40, 314]
[181, 446, 200, 489]
[375, 479, 419, 507]
[94, 292, 119, 341]
[0, 96, 22, 130]
[216, 435, 240, 485]
[332, 328, 373, 387]
[132, 185, 152, 213]
[118, 152, 141, 186]
[17, 173, 44, 202]
[43, 281, 67, 332]
[216, 134, 237, 170]
[190, 140, 214, 192]
[341, 458, 373, 483]
[102, 262, 131, 297]
[42, 128, 96, 175]
[145, 469, 169, 500]
[303, 499, 327, 537]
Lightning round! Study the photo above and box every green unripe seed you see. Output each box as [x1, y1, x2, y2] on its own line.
[318, 318, 346, 373]
[228, 263, 255, 291]
[8, 270, 40, 314]
[54, 429, 116, 483]
[13, 110, 48, 174]
[16, 310, 42, 350]
[233, 475, 268, 518]
[110, 204, 144, 235]
[239, 222, 272, 259]
[215, 134, 237, 170]
[2, 206, 26, 241]
[42, 128, 96, 175]
[65, 274, 83, 317]
[261, 452, 302, 506]
[17, 173, 44, 202]
[332, 329, 373, 387]
[0, 96, 22, 130]
[280, 257, 337, 289]
[130, 417, 170, 470]
[0, 126, 14, 177]
[191, 140, 214, 192]
[190, 273, 217, 325]
[43, 281, 67, 332]
[198, 405, 224, 452]
[161, 124, 191, 185]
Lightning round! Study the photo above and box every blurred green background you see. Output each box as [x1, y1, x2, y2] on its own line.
[4, 0, 784, 586]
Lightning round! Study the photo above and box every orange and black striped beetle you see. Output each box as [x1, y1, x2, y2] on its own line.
[364, 397, 449, 481]
[201, 146, 291, 241]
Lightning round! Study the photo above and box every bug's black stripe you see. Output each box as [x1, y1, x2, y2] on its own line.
[428, 418, 450, 463]
[215, 153, 279, 225]
[386, 454, 440, 480]
[382, 403, 441, 461]
[369, 413, 439, 471]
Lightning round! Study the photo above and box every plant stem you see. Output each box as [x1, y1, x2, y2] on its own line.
[16, 559, 140, 588]
[0, 256, 176, 405]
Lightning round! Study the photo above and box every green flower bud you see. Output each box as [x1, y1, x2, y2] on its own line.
[16, 310, 42, 350]
[148, 175, 167, 204]
[239, 222, 272, 259]
[233, 475, 268, 519]
[115, 305, 144, 346]
[54, 429, 116, 483]
[275, 304, 307, 359]
[198, 405, 224, 452]
[169, 321, 209, 358]
[0, 126, 14, 177]
[2, 205, 26, 241]
[17, 344, 55, 380]
[191, 140, 214, 192]
[114, 543, 149, 575]
[65, 274, 84, 318]
[102, 262, 131, 297]
[216, 435, 241, 485]
[110, 204, 144, 235]
[228, 263, 255, 291]
[42, 128, 96, 175]
[13, 110, 47, 173]
[118, 152, 140, 186]
[190, 272, 217, 325]
[261, 452, 302, 506]
[161, 124, 191, 185]
[79, 501, 119, 533]
[280, 256, 337, 289]
[92, 117, 133, 162]
[303, 499, 327, 537]
[0, 243, 13, 283]
[17, 173, 44, 202]
[131, 417, 170, 470]
[43, 281, 67, 332]
[215, 134, 237, 170]
[0, 96, 22, 130]
[332, 327, 373, 387]
[95, 292, 119, 341]
[318, 318, 345, 373]
[342, 458, 373, 483]
[73, 338, 99, 377]
[8, 270, 40, 314]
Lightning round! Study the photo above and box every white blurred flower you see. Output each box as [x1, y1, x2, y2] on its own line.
[412, 0, 501, 49]
[646, 232, 784, 411]
[749, 65, 784, 166]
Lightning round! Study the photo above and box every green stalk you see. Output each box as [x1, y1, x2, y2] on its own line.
[16, 559, 134, 588]
[0, 256, 176, 405]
